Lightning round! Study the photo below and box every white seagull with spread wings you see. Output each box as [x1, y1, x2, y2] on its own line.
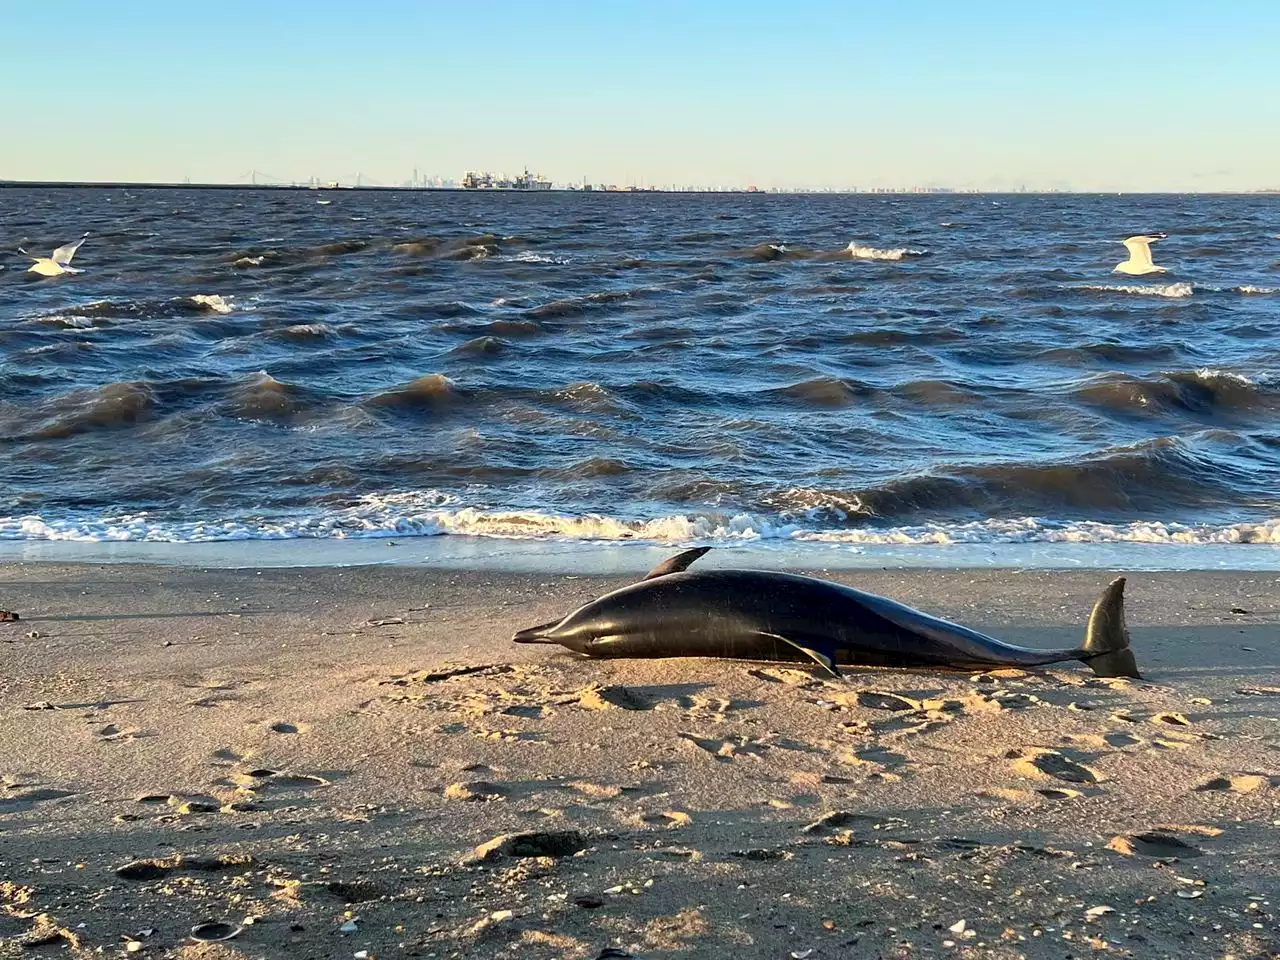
[1113, 233, 1167, 276]
[21, 233, 90, 276]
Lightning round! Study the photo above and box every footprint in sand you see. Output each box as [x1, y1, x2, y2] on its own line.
[1150, 738, 1193, 751]
[135, 792, 253, 815]
[574, 685, 653, 711]
[253, 771, 329, 790]
[854, 691, 924, 712]
[678, 732, 768, 761]
[678, 694, 738, 718]
[1194, 774, 1273, 794]
[476, 727, 545, 743]
[165, 795, 222, 814]
[639, 810, 692, 829]
[1104, 732, 1143, 748]
[1106, 832, 1203, 858]
[116, 853, 255, 881]
[1037, 788, 1084, 800]
[979, 786, 1085, 803]
[500, 704, 551, 719]
[444, 781, 507, 802]
[1061, 732, 1143, 750]
[382, 662, 517, 686]
[96, 723, 145, 742]
[1237, 686, 1280, 697]
[0, 786, 76, 809]
[801, 811, 897, 835]
[186, 681, 248, 709]
[565, 780, 627, 800]
[1006, 747, 1100, 784]
[869, 713, 952, 737]
[838, 745, 912, 781]
[747, 666, 823, 686]
[223, 770, 331, 806]
[190, 695, 240, 708]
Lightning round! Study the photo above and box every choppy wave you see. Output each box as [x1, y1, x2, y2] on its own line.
[10, 382, 156, 440]
[1075, 282, 1194, 298]
[190, 294, 233, 314]
[1071, 368, 1269, 416]
[510, 251, 571, 265]
[365, 374, 461, 411]
[846, 243, 927, 261]
[274, 322, 334, 339]
[4, 189, 1279, 562]
[27, 295, 236, 323]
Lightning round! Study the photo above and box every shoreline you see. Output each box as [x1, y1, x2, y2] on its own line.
[3, 536, 1280, 573]
[2, 564, 1277, 957]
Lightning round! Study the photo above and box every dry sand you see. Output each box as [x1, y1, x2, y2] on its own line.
[1, 562, 1277, 959]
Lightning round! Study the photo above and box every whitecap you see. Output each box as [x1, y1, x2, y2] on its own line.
[1075, 282, 1193, 298]
[190, 294, 233, 314]
[511, 251, 571, 265]
[1193, 367, 1253, 386]
[4, 500, 1279, 547]
[281, 322, 333, 337]
[846, 243, 926, 261]
[36, 314, 95, 329]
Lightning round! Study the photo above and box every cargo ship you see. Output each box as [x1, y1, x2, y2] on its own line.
[461, 167, 553, 190]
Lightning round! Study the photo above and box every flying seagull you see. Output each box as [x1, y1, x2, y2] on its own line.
[20, 233, 89, 277]
[1113, 233, 1167, 276]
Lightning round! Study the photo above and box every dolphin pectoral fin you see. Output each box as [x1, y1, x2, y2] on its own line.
[760, 632, 841, 679]
[641, 546, 712, 581]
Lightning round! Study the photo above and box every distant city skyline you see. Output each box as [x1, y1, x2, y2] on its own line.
[3, 0, 1278, 192]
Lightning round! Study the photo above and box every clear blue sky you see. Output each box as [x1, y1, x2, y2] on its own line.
[4, 0, 1277, 190]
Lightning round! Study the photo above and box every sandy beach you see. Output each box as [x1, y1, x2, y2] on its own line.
[1, 561, 1277, 959]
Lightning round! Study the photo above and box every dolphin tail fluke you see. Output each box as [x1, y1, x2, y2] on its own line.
[512, 621, 562, 644]
[1081, 577, 1141, 679]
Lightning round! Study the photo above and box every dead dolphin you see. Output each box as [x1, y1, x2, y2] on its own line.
[513, 548, 1140, 678]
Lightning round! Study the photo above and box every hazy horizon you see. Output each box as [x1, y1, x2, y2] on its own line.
[4, 0, 1278, 192]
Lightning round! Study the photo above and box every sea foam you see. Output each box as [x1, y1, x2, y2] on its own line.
[3, 500, 1278, 547]
[846, 243, 926, 261]
[190, 294, 234, 314]
[1076, 282, 1194, 298]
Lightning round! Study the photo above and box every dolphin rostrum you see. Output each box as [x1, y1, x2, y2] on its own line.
[513, 548, 1140, 679]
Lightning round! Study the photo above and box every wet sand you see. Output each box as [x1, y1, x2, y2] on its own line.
[1, 562, 1278, 959]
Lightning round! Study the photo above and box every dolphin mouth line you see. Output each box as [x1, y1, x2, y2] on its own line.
[512, 621, 560, 644]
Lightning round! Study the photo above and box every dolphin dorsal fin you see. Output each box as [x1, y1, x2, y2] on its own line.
[641, 547, 711, 581]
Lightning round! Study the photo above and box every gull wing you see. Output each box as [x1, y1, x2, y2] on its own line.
[51, 233, 88, 267]
[1122, 236, 1155, 268]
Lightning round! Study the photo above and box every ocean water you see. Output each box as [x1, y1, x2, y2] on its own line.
[2, 188, 1279, 556]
